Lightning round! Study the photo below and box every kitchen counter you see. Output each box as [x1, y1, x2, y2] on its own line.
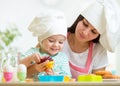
[0, 82, 120, 86]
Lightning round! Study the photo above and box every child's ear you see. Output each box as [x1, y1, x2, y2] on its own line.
[35, 43, 41, 48]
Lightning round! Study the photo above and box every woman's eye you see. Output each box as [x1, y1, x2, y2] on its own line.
[91, 30, 97, 34]
[83, 21, 88, 27]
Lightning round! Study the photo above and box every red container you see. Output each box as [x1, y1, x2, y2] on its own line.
[4, 72, 13, 82]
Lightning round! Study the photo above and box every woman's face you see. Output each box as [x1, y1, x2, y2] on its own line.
[75, 19, 99, 42]
[41, 35, 66, 55]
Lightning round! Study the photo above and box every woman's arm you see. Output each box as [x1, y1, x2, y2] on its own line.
[92, 67, 106, 74]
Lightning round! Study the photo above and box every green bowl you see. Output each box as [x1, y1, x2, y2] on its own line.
[17, 72, 26, 81]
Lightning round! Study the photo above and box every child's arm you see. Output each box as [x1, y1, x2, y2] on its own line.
[19, 48, 41, 67]
[19, 53, 40, 67]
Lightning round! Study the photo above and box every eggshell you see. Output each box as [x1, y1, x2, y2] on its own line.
[17, 64, 27, 72]
[3, 65, 13, 72]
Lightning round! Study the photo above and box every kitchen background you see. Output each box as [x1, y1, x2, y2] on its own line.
[0, 0, 120, 75]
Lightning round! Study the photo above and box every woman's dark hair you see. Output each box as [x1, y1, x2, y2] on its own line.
[68, 14, 100, 43]
[68, 15, 84, 33]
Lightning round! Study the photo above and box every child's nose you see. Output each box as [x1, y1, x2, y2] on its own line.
[53, 42, 59, 46]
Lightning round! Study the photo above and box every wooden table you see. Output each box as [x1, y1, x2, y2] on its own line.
[0, 82, 120, 86]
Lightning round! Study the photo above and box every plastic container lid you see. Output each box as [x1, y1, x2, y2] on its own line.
[38, 75, 64, 82]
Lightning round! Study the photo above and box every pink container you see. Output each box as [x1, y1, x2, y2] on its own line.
[4, 72, 13, 82]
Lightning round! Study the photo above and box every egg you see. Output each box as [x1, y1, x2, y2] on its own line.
[3, 65, 13, 72]
[17, 64, 27, 72]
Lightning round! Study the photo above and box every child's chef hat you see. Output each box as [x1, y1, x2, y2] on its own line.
[81, 0, 120, 52]
[28, 10, 67, 43]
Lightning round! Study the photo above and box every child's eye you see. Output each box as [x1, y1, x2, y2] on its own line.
[59, 41, 64, 44]
[49, 39, 54, 42]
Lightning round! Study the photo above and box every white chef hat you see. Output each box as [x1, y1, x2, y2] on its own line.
[28, 10, 67, 43]
[81, 0, 120, 52]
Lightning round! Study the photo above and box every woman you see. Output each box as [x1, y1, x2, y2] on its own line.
[62, 0, 120, 79]
[62, 14, 108, 79]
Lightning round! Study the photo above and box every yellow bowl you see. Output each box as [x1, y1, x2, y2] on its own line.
[78, 74, 103, 82]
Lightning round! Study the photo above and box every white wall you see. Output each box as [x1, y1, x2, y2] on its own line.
[0, 0, 94, 52]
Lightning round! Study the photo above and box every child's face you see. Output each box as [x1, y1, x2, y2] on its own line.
[41, 35, 66, 55]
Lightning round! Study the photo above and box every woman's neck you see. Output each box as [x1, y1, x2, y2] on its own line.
[68, 33, 90, 53]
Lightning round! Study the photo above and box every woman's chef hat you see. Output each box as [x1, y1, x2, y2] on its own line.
[28, 10, 67, 43]
[81, 0, 120, 52]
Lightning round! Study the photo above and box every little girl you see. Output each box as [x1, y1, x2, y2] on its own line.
[19, 11, 71, 80]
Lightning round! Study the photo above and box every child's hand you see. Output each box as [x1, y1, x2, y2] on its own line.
[31, 53, 41, 64]
[40, 56, 54, 69]
[34, 60, 49, 72]
[45, 68, 54, 75]
[40, 56, 53, 63]
[45, 61, 54, 69]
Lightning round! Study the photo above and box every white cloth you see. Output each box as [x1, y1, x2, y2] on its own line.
[62, 41, 109, 79]
[81, 0, 120, 52]
[28, 10, 67, 43]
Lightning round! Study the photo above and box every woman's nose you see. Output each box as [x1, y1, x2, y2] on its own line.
[83, 28, 90, 36]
